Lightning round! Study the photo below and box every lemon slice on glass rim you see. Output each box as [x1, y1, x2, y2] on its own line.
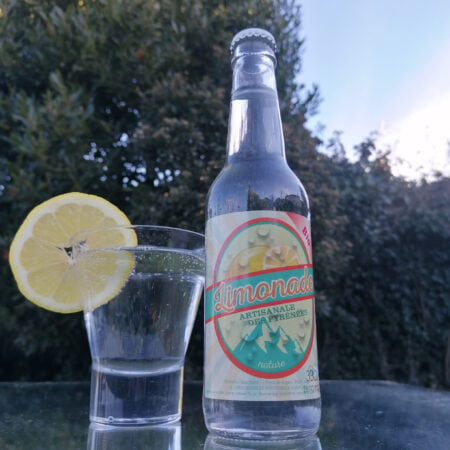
[9, 192, 137, 313]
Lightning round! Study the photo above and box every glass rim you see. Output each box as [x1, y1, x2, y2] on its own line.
[72, 223, 204, 237]
[70, 224, 205, 253]
[102, 224, 202, 236]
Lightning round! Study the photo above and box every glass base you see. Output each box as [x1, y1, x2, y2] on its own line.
[89, 365, 183, 425]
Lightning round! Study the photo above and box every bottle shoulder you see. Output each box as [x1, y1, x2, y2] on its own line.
[207, 157, 309, 219]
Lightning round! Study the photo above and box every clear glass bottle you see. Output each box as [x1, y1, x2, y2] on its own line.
[203, 28, 321, 440]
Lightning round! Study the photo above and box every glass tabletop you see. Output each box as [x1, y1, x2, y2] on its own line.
[0, 380, 449, 449]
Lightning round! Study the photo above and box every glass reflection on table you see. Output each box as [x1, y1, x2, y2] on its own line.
[87, 421, 181, 450]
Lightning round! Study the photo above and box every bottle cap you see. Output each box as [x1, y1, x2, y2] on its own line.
[230, 28, 277, 54]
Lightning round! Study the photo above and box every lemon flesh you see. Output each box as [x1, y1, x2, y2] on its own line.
[9, 193, 137, 313]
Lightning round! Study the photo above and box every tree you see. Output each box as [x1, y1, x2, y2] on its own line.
[0, 0, 327, 380]
[319, 135, 450, 387]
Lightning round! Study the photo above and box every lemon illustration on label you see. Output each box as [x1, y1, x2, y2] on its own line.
[226, 246, 269, 278]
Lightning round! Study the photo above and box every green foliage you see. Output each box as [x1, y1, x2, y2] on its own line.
[0, 0, 319, 380]
[0, 0, 449, 387]
[319, 137, 450, 387]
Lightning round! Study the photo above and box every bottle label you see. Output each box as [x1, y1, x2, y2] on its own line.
[204, 211, 320, 401]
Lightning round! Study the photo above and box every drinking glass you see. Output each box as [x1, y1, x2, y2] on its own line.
[74, 225, 205, 425]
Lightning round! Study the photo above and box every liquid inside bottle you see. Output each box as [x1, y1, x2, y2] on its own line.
[203, 28, 321, 440]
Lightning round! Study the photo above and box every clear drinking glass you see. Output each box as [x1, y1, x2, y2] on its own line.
[74, 225, 205, 425]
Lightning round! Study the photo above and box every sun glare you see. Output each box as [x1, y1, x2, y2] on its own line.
[379, 91, 450, 180]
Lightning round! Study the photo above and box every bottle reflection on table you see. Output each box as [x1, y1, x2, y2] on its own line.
[204, 433, 321, 450]
[87, 421, 181, 450]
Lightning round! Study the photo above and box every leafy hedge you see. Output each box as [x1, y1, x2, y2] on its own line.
[0, 0, 449, 387]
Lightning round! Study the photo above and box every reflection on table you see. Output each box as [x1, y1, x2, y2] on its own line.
[204, 434, 321, 449]
[0, 380, 449, 449]
[88, 422, 181, 449]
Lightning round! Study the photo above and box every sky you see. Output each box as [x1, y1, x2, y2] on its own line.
[300, 0, 450, 179]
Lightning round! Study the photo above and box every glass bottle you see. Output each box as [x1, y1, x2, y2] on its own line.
[203, 28, 321, 440]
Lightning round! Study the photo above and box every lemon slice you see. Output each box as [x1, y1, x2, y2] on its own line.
[9, 192, 137, 313]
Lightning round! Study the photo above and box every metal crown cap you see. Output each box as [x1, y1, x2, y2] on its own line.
[230, 28, 277, 54]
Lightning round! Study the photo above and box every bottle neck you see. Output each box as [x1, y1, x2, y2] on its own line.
[226, 51, 285, 163]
